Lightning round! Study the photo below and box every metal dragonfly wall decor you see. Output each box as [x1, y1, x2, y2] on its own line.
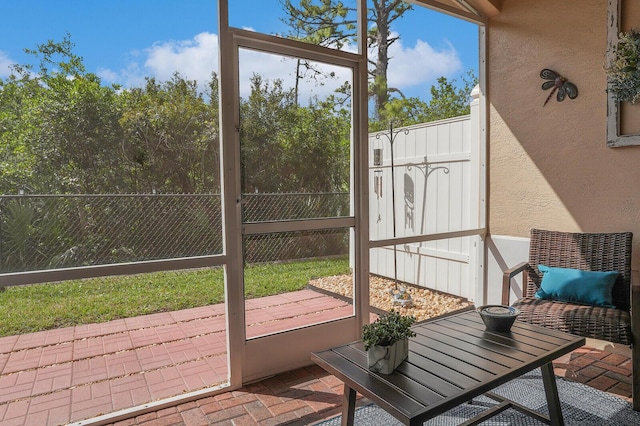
[540, 68, 578, 107]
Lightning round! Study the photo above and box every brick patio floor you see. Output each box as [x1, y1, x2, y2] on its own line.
[0, 289, 633, 426]
[107, 346, 633, 426]
[0, 289, 358, 426]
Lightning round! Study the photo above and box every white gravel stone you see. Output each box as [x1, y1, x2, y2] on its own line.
[309, 274, 472, 321]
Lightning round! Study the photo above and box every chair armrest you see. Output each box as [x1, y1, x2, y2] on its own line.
[502, 262, 532, 305]
[631, 270, 640, 326]
[631, 270, 640, 411]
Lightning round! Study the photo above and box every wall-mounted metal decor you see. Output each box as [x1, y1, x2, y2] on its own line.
[540, 69, 578, 107]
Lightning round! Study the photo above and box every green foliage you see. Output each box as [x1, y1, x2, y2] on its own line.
[1, 34, 475, 197]
[426, 70, 478, 120]
[280, 0, 357, 49]
[0, 257, 350, 337]
[0, 35, 125, 193]
[119, 74, 219, 193]
[1, 35, 353, 197]
[240, 74, 350, 193]
[244, 256, 350, 298]
[371, 69, 478, 131]
[1, 200, 37, 269]
[0, 35, 221, 195]
[606, 29, 640, 104]
[0, 268, 226, 336]
[362, 310, 416, 350]
[0, 196, 83, 272]
[0, 76, 36, 190]
[0, 33, 474, 274]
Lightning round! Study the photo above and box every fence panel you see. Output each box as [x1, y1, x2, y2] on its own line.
[369, 115, 478, 300]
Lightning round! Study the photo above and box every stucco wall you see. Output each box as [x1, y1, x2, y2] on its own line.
[487, 0, 640, 270]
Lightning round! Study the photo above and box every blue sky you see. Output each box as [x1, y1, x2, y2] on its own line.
[0, 0, 478, 101]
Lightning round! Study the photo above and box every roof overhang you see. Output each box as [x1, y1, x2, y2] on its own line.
[408, 0, 501, 24]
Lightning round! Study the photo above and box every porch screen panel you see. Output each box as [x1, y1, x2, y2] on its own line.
[238, 47, 355, 337]
[0, 1, 229, 423]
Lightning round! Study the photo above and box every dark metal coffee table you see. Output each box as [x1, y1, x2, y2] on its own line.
[312, 309, 585, 425]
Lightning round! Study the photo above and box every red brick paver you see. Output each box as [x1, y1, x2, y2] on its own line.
[106, 347, 634, 426]
[0, 290, 352, 425]
[554, 346, 633, 401]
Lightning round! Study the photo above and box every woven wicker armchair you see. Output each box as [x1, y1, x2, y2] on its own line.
[502, 229, 640, 411]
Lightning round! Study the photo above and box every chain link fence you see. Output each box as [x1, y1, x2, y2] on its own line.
[242, 192, 349, 222]
[0, 193, 349, 274]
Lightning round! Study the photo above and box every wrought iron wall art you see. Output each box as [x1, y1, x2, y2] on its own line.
[540, 68, 578, 106]
[401, 162, 450, 232]
[374, 123, 450, 291]
[375, 123, 409, 291]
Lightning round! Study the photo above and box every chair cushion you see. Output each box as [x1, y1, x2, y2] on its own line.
[535, 265, 619, 308]
[512, 297, 632, 345]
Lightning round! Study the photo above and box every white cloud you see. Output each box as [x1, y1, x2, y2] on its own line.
[96, 67, 118, 83]
[144, 32, 219, 84]
[384, 36, 462, 94]
[0, 51, 15, 78]
[98, 31, 461, 102]
[99, 32, 219, 92]
[237, 48, 350, 102]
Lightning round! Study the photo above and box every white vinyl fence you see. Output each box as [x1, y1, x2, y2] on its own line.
[369, 89, 482, 302]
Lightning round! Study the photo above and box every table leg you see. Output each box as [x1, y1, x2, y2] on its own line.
[540, 362, 564, 426]
[341, 384, 356, 426]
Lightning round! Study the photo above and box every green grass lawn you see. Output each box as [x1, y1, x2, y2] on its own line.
[0, 257, 350, 337]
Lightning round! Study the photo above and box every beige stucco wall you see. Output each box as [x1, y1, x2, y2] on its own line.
[487, 0, 640, 269]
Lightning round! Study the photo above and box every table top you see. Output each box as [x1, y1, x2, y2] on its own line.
[311, 309, 585, 424]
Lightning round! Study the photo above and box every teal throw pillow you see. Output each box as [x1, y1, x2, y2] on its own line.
[535, 264, 619, 308]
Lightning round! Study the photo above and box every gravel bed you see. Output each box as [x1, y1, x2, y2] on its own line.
[309, 274, 473, 321]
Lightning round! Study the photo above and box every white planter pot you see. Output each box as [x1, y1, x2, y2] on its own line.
[366, 338, 409, 374]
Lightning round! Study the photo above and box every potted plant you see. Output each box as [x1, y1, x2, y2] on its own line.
[606, 28, 640, 104]
[362, 310, 417, 374]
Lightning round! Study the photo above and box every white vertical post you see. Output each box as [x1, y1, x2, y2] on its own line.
[472, 26, 488, 305]
[467, 84, 481, 304]
[217, 0, 244, 388]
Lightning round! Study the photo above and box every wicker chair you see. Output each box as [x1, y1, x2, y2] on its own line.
[502, 228, 640, 410]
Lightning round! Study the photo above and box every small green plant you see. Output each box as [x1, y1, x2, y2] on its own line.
[606, 29, 640, 104]
[362, 310, 417, 350]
